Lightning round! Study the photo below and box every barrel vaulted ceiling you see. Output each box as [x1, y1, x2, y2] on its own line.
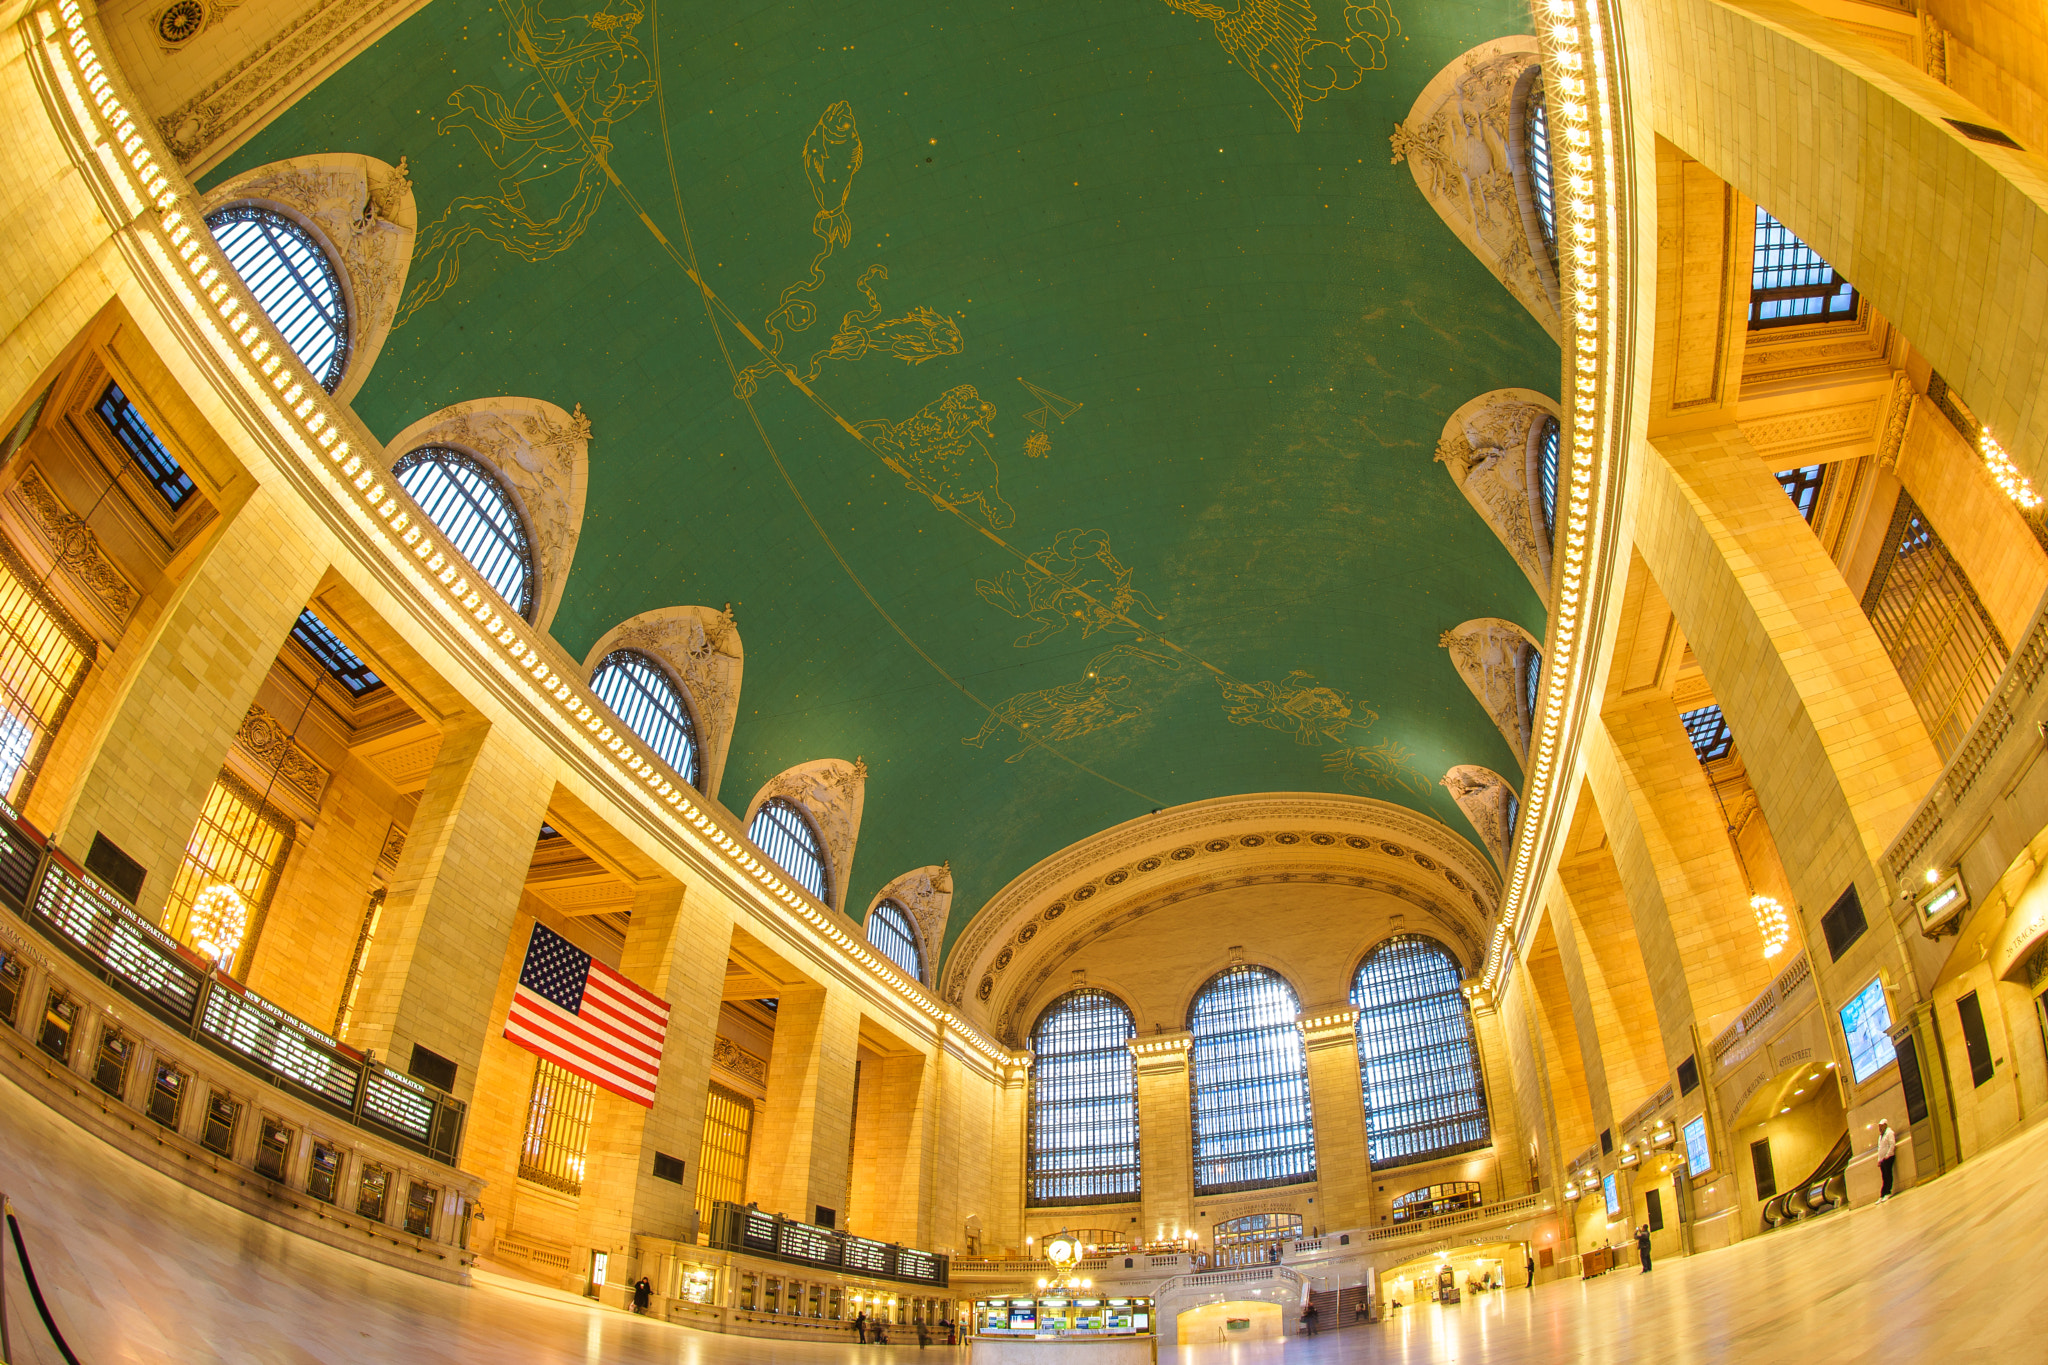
[208, 0, 1557, 952]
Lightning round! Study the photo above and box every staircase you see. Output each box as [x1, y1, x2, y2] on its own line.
[1308, 1283, 1373, 1329]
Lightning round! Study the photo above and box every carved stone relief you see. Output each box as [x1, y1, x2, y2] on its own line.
[1391, 37, 1560, 341]
[1435, 389, 1559, 604]
[713, 1036, 768, 1088]
[581, 606, 742, 801]
[1440, 618, 1540, 769]
[1442, 764, 1517, 872]
[155, 0, 432, 173]
[377, 821, 405, 875]
[867, 864, 953, 985]
[201, 153, 415, 406]
[227, 703, 329, 823]
[385, 397, 590, 634]
[8, 464, 139, 635]
[747, 758, 867, 915]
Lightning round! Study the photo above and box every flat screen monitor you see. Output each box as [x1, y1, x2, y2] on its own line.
[1602, 1171, 1619, 1216]
[1839, 976, 1898, 1084]
[1683, 1115, 1710, 1177]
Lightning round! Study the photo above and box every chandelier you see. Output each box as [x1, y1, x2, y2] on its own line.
[189, 882, 250, 969]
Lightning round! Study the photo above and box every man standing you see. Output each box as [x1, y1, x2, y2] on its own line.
[1634, 1224, 1652, 1274]
[854, 1310, 868, 1343]
[1525, 1252, 1535, 1290]
[1876, 1119, 1898, 1201]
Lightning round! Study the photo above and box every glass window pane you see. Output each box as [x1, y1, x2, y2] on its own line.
[1189, 966, 1314, 1194]
[206, 207, 350, 391]
[1538, 416, 1560, 544]
[1750, 209, 1856, 328]
[1525, 82, 1556, 263]
[1029, 989, 1139, 1205]
[95, 383, 195, 509]
[748, 797, 829, 905]
[590, 649, 701, 788]
[1679, 704, 1734, 762]
[394, 446, 536, 618]
[290, 609, 383, 696]
[865, 900, 923, 980]
[1351, 937, 1490, 1168]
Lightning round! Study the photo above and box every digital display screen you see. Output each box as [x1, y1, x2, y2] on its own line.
[1683, 1115, 1710, 1176]
[1602, 1172, 1620, 1216]
[1839, 976, 1898, 1084]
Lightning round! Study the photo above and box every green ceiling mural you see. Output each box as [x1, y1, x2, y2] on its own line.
[208, 0, 1556, 952]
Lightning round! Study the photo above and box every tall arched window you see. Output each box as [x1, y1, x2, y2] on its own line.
[1523, 78, 1557, 266]
[590, 649, 701, 788]
[393, 447, 536, 619]
[206, 207, 350, 392]
[865, 899, 923, 980]
[749, 797, 829, 906]
[1028, 989, 1139, 1205]
[1536, 415, 1560, 546]
[1351, 936, 1490, 1168]
[1188, 965, 1314, 1194]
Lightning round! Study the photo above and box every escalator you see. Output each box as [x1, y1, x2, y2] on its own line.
[1761, 1132, 1853, 1232]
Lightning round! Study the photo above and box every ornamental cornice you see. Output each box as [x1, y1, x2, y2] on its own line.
[942, 793, 1499, 1009]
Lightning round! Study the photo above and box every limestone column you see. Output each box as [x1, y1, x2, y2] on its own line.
[50, 486, 324, 906]
[1543, 888, 1618, 1141]
[991, 1058, 1030, 1255]
[346, 719, 554, 1100]
[746, 981, 860, 1226]
[1470, 1005, 1529, 1201]
[579, 876, 737, 1257]
[1296, 1006, 1370, 1231]
[1637, 429, 1941, 1001]
[1129, 1031, 1194, 1244]
[848, 1047, 933, 1246]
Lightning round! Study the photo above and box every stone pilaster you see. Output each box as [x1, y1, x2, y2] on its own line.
[1129, 1031, 1194, 1243]
[1297, 1005, 1370, 1230]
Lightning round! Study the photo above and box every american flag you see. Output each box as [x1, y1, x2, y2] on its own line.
[504, 922, 670, 1107]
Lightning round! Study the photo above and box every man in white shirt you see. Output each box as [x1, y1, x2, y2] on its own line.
[1875, 1119, 1898, 1202]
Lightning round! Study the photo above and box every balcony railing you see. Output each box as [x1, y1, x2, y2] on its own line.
[708, 1203, 949, 1286]
[1708, 950, 1815, 1072]
[0, 802, 464, 1164]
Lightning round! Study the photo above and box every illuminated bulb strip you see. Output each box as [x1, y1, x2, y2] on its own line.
[1480, 0, 1626, 997]
[38, 0, 1017, 1073]
[1980, 427, 2041, 510]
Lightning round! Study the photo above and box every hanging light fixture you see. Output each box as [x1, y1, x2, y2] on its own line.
[1751, 894, 1790, 959]
[189, 881, 249, 969]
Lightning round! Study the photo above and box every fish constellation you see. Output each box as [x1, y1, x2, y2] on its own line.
[1155, 0, 1399, 132]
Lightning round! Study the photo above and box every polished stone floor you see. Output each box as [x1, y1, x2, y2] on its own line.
[2, 1070, 2042, 1364]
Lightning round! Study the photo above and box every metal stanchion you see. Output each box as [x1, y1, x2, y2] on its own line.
[2, 1195, 82, 1364]
[0, 1191, 11, 1365]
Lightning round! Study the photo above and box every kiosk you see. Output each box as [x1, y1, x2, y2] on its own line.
[967, 1233, 1157, 1365]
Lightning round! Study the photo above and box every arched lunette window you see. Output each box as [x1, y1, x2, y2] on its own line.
[590, 648, 701, 789]
[865, 899, 924, 981]
[393, 446, 537, 620]
[1188, 964, 1314, 1194]
[1524, 77, 1557, 268]
[1028, 989, 1139, 1205]
[1351, 936, 1490, 1167]
[1536, 415, 1561, 547]
[206, 207, 350, 392]
[1523, 647, 1542, 736]
[749, 797, 829, 906]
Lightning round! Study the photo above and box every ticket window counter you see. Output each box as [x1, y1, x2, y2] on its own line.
[975, 1298, 1154, 1337]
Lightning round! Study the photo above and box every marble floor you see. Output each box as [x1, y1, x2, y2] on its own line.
[2, 1070, 2042, 1364]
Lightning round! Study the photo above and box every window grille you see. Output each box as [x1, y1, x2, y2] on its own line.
[1351, 936, 1490, 1168]
[1679, 704, 1735, 763]
[0, 543, 93, 807]
[393, 446, 536, 619]
[161, 772, 294, 972]
[290, 609, 383, 696]
[694, 1083, 755, 1233]
[1861, 494, 2007, 759]
[1522, 648, 1541, 736]
[518, 1059, 596, 1195]
[1525, 80, 1557, 263]
[206, 207, 350, 391]
[1776, 465, 1825, 523]
[1189, 965, 1314, 1194]
[1749, 209, 1856, 328]
[748, 797, 829, 906]
[589, 648, 701, 788]
[865, 899, 924, 981]
[1028, 989, 1140, 1205]
[1537, 415, 1560, 545]
[1391, 1181, 1483, 1223]
[95, 383, 195, 509]
[1212, 1211, 1302, 1266]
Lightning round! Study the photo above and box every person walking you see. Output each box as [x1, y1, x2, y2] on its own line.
[1876, 1119, 1898, 1201]
[1300, 1301, 1319, 1336]
[631, 1276, 652, 1314]
[854, 1310, 868, 1343]
[1634, 1224, 1652, 1274]
[1525, 1252, 1536, 1289]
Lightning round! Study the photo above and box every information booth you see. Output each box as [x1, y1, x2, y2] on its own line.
[969, 1297, 1157, 1365]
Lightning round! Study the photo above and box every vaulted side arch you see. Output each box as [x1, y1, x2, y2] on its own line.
[746, 758, 866, 915]
[581, 605, 743, 800]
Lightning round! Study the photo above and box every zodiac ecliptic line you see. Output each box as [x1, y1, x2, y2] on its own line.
[856, 384, 1014, 529]
[1155, 0, 1399, 133]
[1218, 669, 1372, 746]
[976, 528, 1168, 654]
[398, 1, 654, 326]
[802, 265, 963, 383]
